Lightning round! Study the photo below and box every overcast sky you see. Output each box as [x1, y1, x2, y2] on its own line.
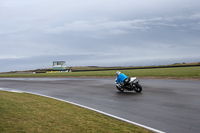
[0, 0, 200, 72]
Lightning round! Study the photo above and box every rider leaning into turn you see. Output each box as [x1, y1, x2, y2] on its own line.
[116, 71, 129, 85]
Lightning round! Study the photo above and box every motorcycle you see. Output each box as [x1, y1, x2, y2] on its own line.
[115, 77, 142, 93]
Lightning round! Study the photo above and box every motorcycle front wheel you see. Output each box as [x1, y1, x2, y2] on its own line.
[135, 83, 142, 93]
[116, 86, 124, 92]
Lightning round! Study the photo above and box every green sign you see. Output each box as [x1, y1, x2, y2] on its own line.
[53, 61, 66, 70]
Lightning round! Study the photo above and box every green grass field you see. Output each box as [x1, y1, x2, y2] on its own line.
[0, 91, 152, 133]
[0, 66, 200, 79]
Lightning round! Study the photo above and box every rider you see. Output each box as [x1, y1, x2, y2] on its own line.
[116, 71, 130, 85]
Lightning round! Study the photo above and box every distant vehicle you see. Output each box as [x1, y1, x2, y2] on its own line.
[115, 77, 142, 93]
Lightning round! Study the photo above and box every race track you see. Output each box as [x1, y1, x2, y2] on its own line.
[0, 78, 200, 133]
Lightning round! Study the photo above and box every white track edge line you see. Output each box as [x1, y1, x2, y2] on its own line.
[24, 91, 165, 133]
[1, 88, 165, 133]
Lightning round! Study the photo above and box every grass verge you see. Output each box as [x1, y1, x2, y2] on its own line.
[0, 66, 200, 79]
[0, 91, 152, 133]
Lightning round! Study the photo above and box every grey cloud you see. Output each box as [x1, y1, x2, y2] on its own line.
[0, 0, 200, 72]
[43, 12, 200, 36]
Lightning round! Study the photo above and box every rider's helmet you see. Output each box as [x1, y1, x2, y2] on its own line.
[116, 71, 121, 76]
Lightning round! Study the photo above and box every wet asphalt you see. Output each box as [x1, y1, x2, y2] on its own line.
[0, 78, 200, 133]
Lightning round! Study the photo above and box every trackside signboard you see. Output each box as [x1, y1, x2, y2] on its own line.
[53, 61, 66, 70]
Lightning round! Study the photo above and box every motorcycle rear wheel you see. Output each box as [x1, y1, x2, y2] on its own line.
[135, 83, 142, 93]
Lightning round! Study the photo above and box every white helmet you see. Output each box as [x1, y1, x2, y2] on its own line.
[116, 71, 121, 76]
